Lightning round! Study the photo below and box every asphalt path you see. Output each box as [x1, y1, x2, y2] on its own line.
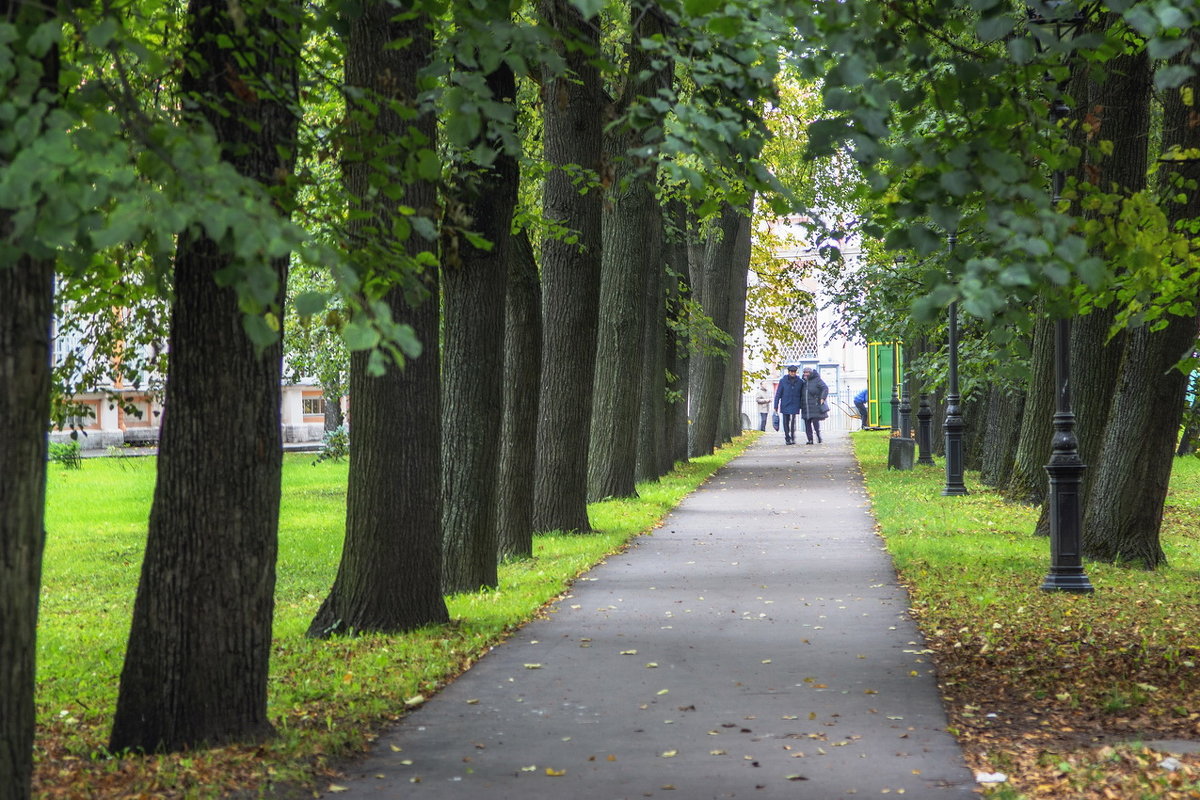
[318, 429, 978, 799]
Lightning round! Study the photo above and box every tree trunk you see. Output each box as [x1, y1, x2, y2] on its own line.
[498, 229, 541, 559]
[1, 4, 55, 793]
[590, 2, 670, 498]
[689, 204, 741, 457]
[962, 388, 987, 472]
[663, 201, 691, 472]
[532, 0, 603, 533]
[0, 253, 53, 800]
[1006, 315, 1055, 505]
[1081, 40, 1198, 566]
[306, 1, 448, 637]
[110, 0, 298, 753]
[634, 202, 667, 484]
[979, 384, 1025, 489]
[442, 62, 518, 593]
[719, 211, 752, 443]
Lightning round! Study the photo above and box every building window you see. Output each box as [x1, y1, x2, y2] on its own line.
[302, 396, 326, 416]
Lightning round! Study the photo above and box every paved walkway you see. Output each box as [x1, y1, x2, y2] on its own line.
[320, 430, 978, 799]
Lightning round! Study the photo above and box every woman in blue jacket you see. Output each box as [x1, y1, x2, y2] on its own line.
[773, 365, 805, 445]
[800, 367, 829, 444]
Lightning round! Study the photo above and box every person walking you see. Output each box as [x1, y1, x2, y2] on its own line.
[773, 365, 804, 445]
[854, 388, 869, 430]
[755, 380, 773, 431]
[800, 366, 829, 444]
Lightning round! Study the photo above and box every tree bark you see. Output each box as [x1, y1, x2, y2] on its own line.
[719, 211, 752, 443]
[0, 248, 53, 800]
[1006, 315, 1055, 505]
[1, 4, 55, 793]
[498, 229, 541, 559]
[110, 0, 298, 753]
[634, 201, 667, 484]
[689, 204, 741, 457]
[533, 0, 603, 532]
[663, 200, 691, 471]
[306, 1, 448, 637]
[442, 62, 518, 593]
[1080, 40, 1198, 566]
[979, 384, 1025, 489]
[589, 5, 671, 499]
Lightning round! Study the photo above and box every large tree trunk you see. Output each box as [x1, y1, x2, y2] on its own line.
[497, 229, 542, 559]
[0, 254, 53, 800]
[718, 211, 752, 443]
[110, 0, 298, 753]
[634, 201, 667, 484]
[442, 62, 518, 593]
[689, 204, 741, 457]
[663, 200, 691, 472]
[1081, 40, 1197, 566]
[979, 384, 1025, 489]
[1006, 315, 1055, 504]
[532, 0, 603, 533]
[1, 4, 55, 794]
[589, 5, 671, 499]
[306, 1, 448, 637]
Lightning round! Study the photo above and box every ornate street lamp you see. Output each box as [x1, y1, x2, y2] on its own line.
[890, 342, 900, 433]
[917, 393, 935, 465]
[942, 233, 967, 496]
[1029, 0, 1094, 593]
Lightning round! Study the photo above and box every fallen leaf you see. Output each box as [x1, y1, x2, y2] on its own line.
[524, 663, 543, 669]
[545, 767, 566, 777]
[661, 750, 678, 758]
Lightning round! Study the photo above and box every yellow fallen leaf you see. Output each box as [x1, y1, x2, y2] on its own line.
[389, 744, 402, 752]
[399, 759, 413, 766]
[661, 750, 678, 758]
[521, 765, 537, 772]
[710, 749, 727, 755]
[620, 650, 638, 655]
[524, 663, 543, 669]
[404, 695, 425, 707]
[657, 689, 669, 695]
[545, 767, 566, 776]
[645, 662, 658, 668]
[607, 754, 617, 761]
[466, 699, 479, 705]
[328, 786, 348, 793]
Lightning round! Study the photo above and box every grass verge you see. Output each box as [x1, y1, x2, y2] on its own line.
[851, 431, 1200, 799]
[35, 434, 756, 799]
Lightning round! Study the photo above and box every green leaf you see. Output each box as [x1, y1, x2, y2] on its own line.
[569, 0, 605, 19]
[294, 291, 326, 317]
[85, 17, 120, 49]
[684, 0, 722, 16]
[976, 14, 1015, 42]
[344, 320, 381, 351]
[243, 314, 279, 349]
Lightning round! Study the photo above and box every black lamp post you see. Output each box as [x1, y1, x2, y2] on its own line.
[942, 233, 967, 496]
[899, 372, 912, 439]
[890, 342, 900, 433]
[1030, 1, 1093, 593]
[917, 393, 935, 465]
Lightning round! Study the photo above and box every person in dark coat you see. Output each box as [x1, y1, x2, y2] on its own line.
[800, 366, 829, 444]
[773, 365, 805, 445]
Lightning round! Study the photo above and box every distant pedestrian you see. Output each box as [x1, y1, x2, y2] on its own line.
[755, 380, 773, 431]
[854, 388, 869, 430]
[800, 367, 829, 444]
[773, 365, 804, 445]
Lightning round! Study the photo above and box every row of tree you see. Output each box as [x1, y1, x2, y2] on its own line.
[1, 1, 807, 798]
[812, 1, 1199, 566]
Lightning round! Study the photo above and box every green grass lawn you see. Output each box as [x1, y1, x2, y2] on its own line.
[851, 431, 1200, 798]
[36, 437, 755, 797]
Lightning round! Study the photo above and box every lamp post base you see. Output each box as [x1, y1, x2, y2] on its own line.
[1040, 571, 1095, 593]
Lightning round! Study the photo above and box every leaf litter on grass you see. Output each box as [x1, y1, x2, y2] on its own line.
[853, 433, 1200, 799]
